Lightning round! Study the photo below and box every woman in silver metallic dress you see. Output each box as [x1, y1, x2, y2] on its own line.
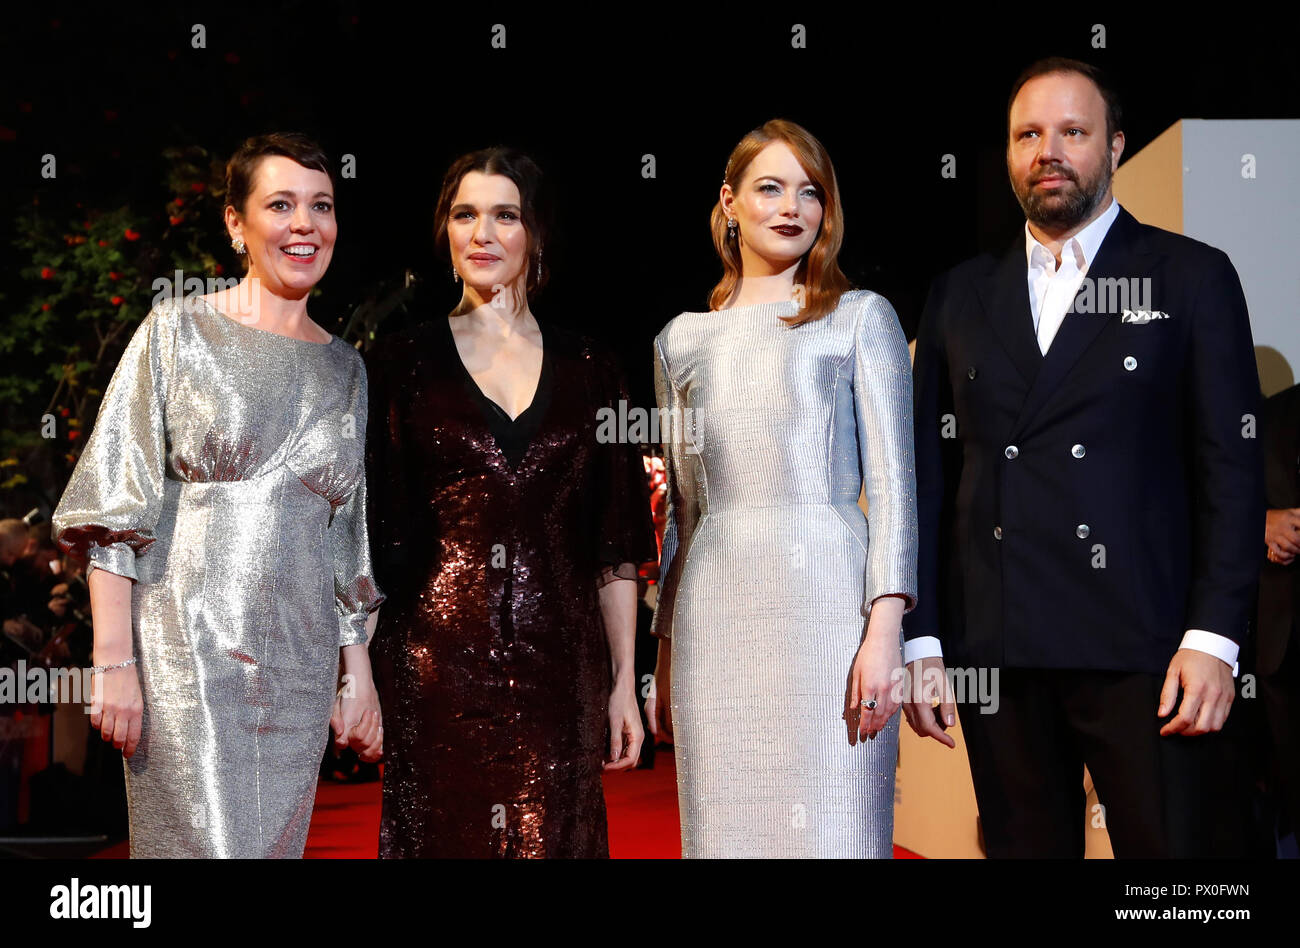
[646, 119, 929, 857]
[52, 133, 385, 857]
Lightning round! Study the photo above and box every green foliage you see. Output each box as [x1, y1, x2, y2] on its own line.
[2, 146, 231, 506]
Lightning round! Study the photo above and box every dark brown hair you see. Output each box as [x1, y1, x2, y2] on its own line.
[1007, 57, 1124, 142]
[225, 132, 335, 217]
[433, 147, 552, 315]
[709, 119, 851, 325]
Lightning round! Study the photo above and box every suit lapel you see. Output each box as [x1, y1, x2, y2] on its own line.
[974, 239, 1042, 389]
[1009, 207, 1150, 439]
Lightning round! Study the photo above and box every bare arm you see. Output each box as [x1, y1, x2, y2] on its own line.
[87, 568, 144, 757]
[599, 566, 643, 770]
[88, 568, 134, 664]
[599, 573, 636, 689]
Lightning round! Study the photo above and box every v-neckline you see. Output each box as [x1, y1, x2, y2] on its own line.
[443, 316, 553, 471]
[446, 316, 547, 422]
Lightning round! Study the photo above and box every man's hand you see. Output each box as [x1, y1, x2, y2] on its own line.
[1265, 508, 1300, 564]
[1158, 648, 1234, 737]
[901, 656, 957, 748]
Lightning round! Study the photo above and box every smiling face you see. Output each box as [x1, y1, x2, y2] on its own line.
[446, 171, 530, 300]
[1007, 70, 1124, 233]
[723, 141, 824, 272]
[226, 155, 336, 298]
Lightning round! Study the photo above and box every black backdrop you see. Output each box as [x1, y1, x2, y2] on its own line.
[2, 4, 1297, 412]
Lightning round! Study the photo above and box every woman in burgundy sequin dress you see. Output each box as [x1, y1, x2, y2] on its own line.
[366, 148, 657, 857]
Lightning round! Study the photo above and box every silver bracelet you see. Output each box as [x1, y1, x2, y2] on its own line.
[89, 657, 137, 675]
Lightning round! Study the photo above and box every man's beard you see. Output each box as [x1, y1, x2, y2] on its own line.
[1011, 160, 1111, 230]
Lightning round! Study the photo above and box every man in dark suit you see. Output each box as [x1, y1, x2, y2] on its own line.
[902, 57, 1264, 857]
[1258, 384, 1300, 852]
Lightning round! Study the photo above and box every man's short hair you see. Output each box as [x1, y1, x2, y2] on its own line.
[1007, 57, 1123, 142]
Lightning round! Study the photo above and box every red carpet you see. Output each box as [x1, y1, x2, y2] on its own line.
[302, 749, 686, 858]
[301, 747, 920, 858]
[93, 747, 920, 857]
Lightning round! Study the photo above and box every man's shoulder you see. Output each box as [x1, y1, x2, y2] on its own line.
[1120, 211, 1234, 271]
[928, 250, 1005, 301]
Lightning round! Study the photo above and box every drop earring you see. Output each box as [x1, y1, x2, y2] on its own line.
[452, 266, 459, 283]
[535, 246, 543, 284]
[727, 218, 737, 238]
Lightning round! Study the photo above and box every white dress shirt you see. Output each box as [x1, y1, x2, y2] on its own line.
[904, 199, 1240, 675]
[1027, 197, 1119, 352]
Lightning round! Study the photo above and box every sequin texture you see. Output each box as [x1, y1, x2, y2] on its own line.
[366, 315, 657, 858]
[51, 296, 385, 857]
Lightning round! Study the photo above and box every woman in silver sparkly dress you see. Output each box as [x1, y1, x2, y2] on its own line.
[647, 120, 921, 857]
[52, 133, 385, 857]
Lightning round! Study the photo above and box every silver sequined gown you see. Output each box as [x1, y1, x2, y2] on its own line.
[651, 290, 918, 858]
[52, 296, 384, 858]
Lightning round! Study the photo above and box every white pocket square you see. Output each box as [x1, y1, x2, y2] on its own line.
[1121, 309, 1170, 324]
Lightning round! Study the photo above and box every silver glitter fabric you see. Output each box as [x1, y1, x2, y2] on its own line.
[52, 296, 384, 858]
[651, 290, 918, 858]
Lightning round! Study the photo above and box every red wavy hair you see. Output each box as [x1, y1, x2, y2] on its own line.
[708, 119, 851, 324]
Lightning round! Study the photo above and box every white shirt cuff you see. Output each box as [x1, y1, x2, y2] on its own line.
[903, 636, 944, 664]
[1180, 629, 1239, 678]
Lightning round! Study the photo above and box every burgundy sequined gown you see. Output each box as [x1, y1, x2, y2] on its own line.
[366, 314, 656, 858]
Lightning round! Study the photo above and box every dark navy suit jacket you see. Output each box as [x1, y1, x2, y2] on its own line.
[906, 206, 1264, 673]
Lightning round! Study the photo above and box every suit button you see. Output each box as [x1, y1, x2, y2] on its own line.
[1071, 443, 1086, 458]
[967, 366, 978, 379]
[1076, 524, 1090, 539]
[993, 526, 1003, 540]
[1004, 445, 1019, 459]
[1123, 356, 1137, 371]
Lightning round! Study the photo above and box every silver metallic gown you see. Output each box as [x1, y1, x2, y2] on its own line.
[651, 290, 918, 858]
[52, 296, 384, 858]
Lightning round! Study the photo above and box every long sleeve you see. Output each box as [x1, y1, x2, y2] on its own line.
[330, 359, 386, 646]
[363, 335, 411, 606]
[649, 334, 700, 639]
[1184, 248, 1264, 642]
[52, 304, 174, 581]
[590, 348, 659, 586]
[851, 292, 918, 617]
[904, 275, 955, 646]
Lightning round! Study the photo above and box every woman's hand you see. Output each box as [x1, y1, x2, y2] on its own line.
[901, 657, 957, 747]
[604, 680, 644, 771]
[844, 597, 906, 744]
[89, 661, 144, 759]
[331, 669, 383, 762]
[645, 636, 673, 744]
[86, 569, 142, 757]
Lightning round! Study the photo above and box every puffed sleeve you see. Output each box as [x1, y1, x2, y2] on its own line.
[52, 304, 174, 581]
[852, 292, 919, 616]
[330, 357, 386, 647]
[649, 333, 701, 639]
[589, 347, 658, 587]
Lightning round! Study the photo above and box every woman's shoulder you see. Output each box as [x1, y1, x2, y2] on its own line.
[836, 287, 894, 314]
[654, 307, 715, 350]
[116, 294, 191, 356]
[540, 320, 612, 366]
[366, 317, 446, 368]
[538, 322, 635, 402]
[834, 288, 903, 332]
[140, 294, 193, 331]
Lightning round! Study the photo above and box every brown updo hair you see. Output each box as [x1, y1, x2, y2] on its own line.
[225, 131, 336, 217]
[433, 147, 552, 316]
[710, 119, 850, 324]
